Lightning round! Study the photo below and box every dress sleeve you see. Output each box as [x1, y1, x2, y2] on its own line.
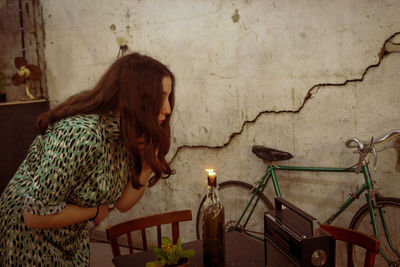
[24, 119, 103, 215]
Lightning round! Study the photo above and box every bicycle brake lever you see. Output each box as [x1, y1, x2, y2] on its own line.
[355, 150, 366, 174]
[366, 137, 379, 172]
[372, 146, 377, 171]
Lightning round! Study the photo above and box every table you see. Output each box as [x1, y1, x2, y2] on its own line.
[112, 231, 264, 266]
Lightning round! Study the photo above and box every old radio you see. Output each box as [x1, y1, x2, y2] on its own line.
[264, 197, 335, 267]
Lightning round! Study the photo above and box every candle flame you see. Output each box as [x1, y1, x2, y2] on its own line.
[205, 168, 216, 177]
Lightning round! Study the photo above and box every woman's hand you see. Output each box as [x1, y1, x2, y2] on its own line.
[93, 205, 109, 225]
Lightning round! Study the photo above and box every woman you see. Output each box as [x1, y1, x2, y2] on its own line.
[0, 52, 175, 265]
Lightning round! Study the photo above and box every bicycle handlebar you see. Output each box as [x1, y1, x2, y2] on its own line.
[344, 129, 400, 173]
[345, 129, 400, 150]
[373, 129, 400, 144]
[345, 138, 364, 149]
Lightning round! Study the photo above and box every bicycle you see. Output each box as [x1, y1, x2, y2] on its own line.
[196, 129, 400, 266]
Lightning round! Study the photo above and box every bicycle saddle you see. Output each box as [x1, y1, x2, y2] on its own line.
[252, 145, 293, 161]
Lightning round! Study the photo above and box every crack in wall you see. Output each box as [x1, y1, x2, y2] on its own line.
[169, 31, 400, 164]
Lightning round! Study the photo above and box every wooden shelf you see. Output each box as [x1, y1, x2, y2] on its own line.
[0, 98, 47, 106]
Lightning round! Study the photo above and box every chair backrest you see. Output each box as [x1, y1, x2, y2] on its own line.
[320, 224, 380, 267]
[106, 209, 192, 257]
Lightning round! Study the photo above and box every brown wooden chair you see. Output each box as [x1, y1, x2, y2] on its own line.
[320, 224, 380, 267]
[106, 209, 192, 257]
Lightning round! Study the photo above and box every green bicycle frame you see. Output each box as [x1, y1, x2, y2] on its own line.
[233, 163, 398, 263]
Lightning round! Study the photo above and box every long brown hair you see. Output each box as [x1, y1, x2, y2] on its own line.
[36, 52, 175, 188]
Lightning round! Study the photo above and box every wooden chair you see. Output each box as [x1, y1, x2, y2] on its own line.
[320, 224, 380, 267]
[106, 209, 192, 257]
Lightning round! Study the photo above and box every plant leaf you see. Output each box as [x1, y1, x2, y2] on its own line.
[162, 236, 172, 245]
[182, 249, 195, 258]
[176, 236, 182, 249]
[150, 247, 162, 254]
[153, 250, 165, 260]
[146, 261, 163, 267]
[169, 251, 178, 264]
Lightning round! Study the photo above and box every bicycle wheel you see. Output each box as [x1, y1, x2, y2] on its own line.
[196, 180, 273, 240]
[349, 197, 400, 266]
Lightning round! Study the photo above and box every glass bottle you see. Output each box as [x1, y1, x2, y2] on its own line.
[202, 169, 225, 267]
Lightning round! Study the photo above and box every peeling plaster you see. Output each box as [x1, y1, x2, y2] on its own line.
[169, 32, 400, 164]
[231, 9, 240, 23]
[116, 36, 128, 47]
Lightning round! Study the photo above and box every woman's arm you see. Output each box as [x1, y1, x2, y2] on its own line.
[23, 204, 109, 228]
[115, 168, 152, 213]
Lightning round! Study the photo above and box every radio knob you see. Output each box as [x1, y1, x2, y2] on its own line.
[311, 249, 327, 266]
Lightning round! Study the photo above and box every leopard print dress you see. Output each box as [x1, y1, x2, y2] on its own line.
[0, 113, 131, 266]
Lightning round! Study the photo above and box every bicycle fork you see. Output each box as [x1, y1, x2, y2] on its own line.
[367, 192, 400, 264]
[363, 167, 400, 264]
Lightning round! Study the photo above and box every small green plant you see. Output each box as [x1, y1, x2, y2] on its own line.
[146, 236, 195, 267]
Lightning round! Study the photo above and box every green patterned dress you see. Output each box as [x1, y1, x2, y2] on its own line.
[0, 113, 132, 266]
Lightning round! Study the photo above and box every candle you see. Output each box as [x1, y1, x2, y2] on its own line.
[205, 169, 216, 186]
[205, 169, 216, 178]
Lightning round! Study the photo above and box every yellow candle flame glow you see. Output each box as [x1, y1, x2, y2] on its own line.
[205, 168, 216, 178]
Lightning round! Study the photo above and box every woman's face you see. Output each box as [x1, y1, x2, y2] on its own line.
[158, 76, 172, 125]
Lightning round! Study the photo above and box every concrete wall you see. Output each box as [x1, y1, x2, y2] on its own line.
[41, 0, 400, 258]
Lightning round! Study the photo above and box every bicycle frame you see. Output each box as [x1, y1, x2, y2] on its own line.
[234, 163, 399, 263]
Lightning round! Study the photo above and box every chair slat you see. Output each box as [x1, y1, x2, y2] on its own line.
[172, 222, 179, 244]
[127, 232, 133, 254]
[141, 228, 147, 250]
[320, 224, 379, 267]
[110, 237, 121, 257]
[106, 210, 192, 257]
[365, 253, 377, 267]
[157, 225, 162, 247]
